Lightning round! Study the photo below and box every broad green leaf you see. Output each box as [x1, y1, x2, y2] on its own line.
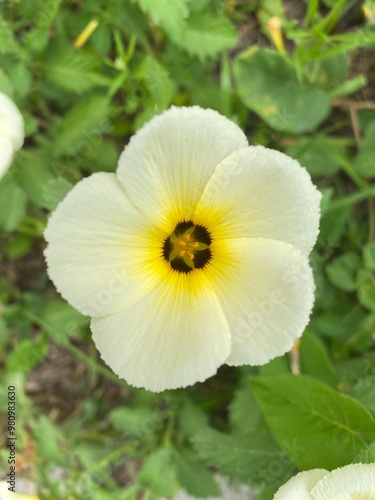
[134, 0, 189, 36]
[174, 13, 238, 59]
[140, 56, 176, 110]
[326, 252, 361, 292]
[259, 355, 290, 376]
[109, 406, 161, 437]
[229, 383, 264, 435]
[41, 298, 88, 342]
[234, 48, 330, 134]
[188, 0, 212, 13]
[285, 136, 346, 177]
[44, 48, 103, 94]
[0, 17, 19, 54]
[353, 120, 375, 177]
[19, 0, 62, 29]
[75, 441, 116, 468]
[54, 96, 110, 156]
[363, 241, 375, 270]
[350, 376, 375, 417]
[173, 448, 220, 498]
[8, 337, 47, 373]
[299, 330, 336, 386]
[178, 399, 209, 439]
[8, 61, 32, 98]
[42, 177, 73, 210]
[309, 53, 349, 88]
[6, 234, 33, 260]
[13, 149, 57, 207]
[0, 174, 27, 231]
[358, 281, 375, 312]
[355, 441, 375, 463]
[32, 415, 67, 466]
[139, 448, 178, 497]
[193, 429, 294, 488]
[0, 69, 13, 97]
[252, 374, 375, 470]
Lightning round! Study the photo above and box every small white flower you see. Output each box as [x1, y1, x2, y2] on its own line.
[0, 481, 39, 500]
[44, 106, 321, 392]
[0, 92, 24, 179]
[274, 463, 375, 499]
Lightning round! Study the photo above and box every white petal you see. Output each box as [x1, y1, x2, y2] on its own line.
[204, 238, 315, 366]
[117, 106, 248, 232]
[274, 469, 328, 500]
[0, 92, 24, 151]
[0, 481, 38, 500]
[195, 146, 321, 256]
[91, 270, 231, 392]
[45, 172, 170, 317]
[311, 463, 375, 500]
[0, 137, 14, 179]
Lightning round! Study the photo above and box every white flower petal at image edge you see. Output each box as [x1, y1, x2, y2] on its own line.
[0, 482, 39, 500]
[273, 469, 328, 499]
[45, 106, 321, 392]
[273, 463, 375, 499]
[311, 463, 375, 499]
[0, 92, 24, 179]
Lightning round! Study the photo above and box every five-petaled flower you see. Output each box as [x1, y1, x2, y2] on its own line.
[273, 463, 375, 499]
[0, 92, 24, 180]
[45, 106, 321, 392]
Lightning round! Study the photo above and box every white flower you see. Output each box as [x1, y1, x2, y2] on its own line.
[0, 481, 39, 500]
[0, 92, 24, 179]
[274, 463, 375, 499]
[44, 106, 321, 392]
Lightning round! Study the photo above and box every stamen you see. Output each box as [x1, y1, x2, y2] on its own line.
[162, 221, 212, 273]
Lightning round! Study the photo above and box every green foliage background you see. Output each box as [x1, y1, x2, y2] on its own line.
[1, 0, 375, 498]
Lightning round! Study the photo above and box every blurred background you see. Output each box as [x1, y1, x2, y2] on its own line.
[1, 0, 375, 498]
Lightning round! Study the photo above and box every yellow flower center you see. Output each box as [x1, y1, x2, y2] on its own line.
[162, 221, 212, 273]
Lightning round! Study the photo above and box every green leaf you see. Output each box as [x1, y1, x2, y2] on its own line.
[42, 177, 73, 210]
[134, 0, 189, 36]
[139, 448, 178, 497]
[193, 429, 293, 488]
[0, 69, 13, 97]
[140, 56, 176, 110]
[285, 136, 346, 177]
[326, 252, 361, 292]
[173, 448, 220, 498]
[353, 121, 375, 178]
[299, 330, 336, 386]
[41, 298, 88, 342]
[358, 281, 375, 312]
[19, 0, 62, 29]
[8, 337, 47, 373]
[174, 13, 238, 59]
[0, 17, 19, 54]
[44, 48, 103, 94]
[8, 62, 32, 98]
[308, 53, 349, 89]
[109, 406, 161, 438]
[229, 382, 264, 435]
[32, 415, 67, 466]
[355, 441, 375, 463]
[54, 96, 110, 156]
[363, 241, 375, 271]
[188, 0, 212, 13]
[350, 376, 375, 417]
[251, 374, 375, 470]
[13, 149, 57, 207]
[178, 399, 209, 439]
[0, 174, 27, 232]
[234, 48, 330, 134]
